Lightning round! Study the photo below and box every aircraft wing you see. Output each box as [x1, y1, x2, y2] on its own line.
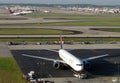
[22, 54, 66, 63]
[43, 49, 58, 53]
[82, 54, 109, 62]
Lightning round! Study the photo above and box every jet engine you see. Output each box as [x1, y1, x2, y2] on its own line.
[53, 62, 61, 69]
[83, 61, 91, 69]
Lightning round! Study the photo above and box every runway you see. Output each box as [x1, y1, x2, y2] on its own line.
[11, 49, 120, 78]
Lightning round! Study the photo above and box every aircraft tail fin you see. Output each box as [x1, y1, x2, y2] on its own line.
[8, 8, 13, 14]
[60, 35, 63, 49]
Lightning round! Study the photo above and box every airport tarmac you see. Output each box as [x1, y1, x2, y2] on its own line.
[11, 49, 120, 81]
[0, 43, 12, 57]
[7, 44, 120, 83]
[0, 14, 75, 24]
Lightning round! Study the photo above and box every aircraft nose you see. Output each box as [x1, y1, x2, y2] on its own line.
[76, 65, 84, 71]
[80, 65, 84, 70]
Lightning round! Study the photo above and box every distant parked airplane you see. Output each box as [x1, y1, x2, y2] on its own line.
[8, 8, 33, 15]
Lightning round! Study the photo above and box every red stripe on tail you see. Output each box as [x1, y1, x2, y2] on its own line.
[8, 9, 13, 14]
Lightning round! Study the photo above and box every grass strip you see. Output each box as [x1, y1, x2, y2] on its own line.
[0, 28, 74, 35]
[91, 28, 120, 32]
[0, 57, 25, 83]
[0, 21, 120, 26]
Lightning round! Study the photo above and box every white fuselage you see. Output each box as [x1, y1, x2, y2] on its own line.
[59, 49, 84, 72]
[11, 12, 21, 15]
[20, 11, 33, 14]
[11, 11, 33, 15]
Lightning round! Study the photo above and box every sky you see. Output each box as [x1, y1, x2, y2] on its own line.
[0, 0, 120, 5]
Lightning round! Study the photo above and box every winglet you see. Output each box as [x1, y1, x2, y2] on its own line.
[60, 35, 63, 49]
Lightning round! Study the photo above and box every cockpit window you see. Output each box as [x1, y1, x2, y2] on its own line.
[76, 64, 83, 66]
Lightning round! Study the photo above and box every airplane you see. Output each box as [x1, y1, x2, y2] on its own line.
[22, 35, 109, 78]
[8, 8, 33, 15]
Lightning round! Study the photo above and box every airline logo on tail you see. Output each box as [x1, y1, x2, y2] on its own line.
[8, 9, 13, 14]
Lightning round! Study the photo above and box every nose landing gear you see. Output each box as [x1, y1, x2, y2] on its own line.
[73, 73, 87, 79]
